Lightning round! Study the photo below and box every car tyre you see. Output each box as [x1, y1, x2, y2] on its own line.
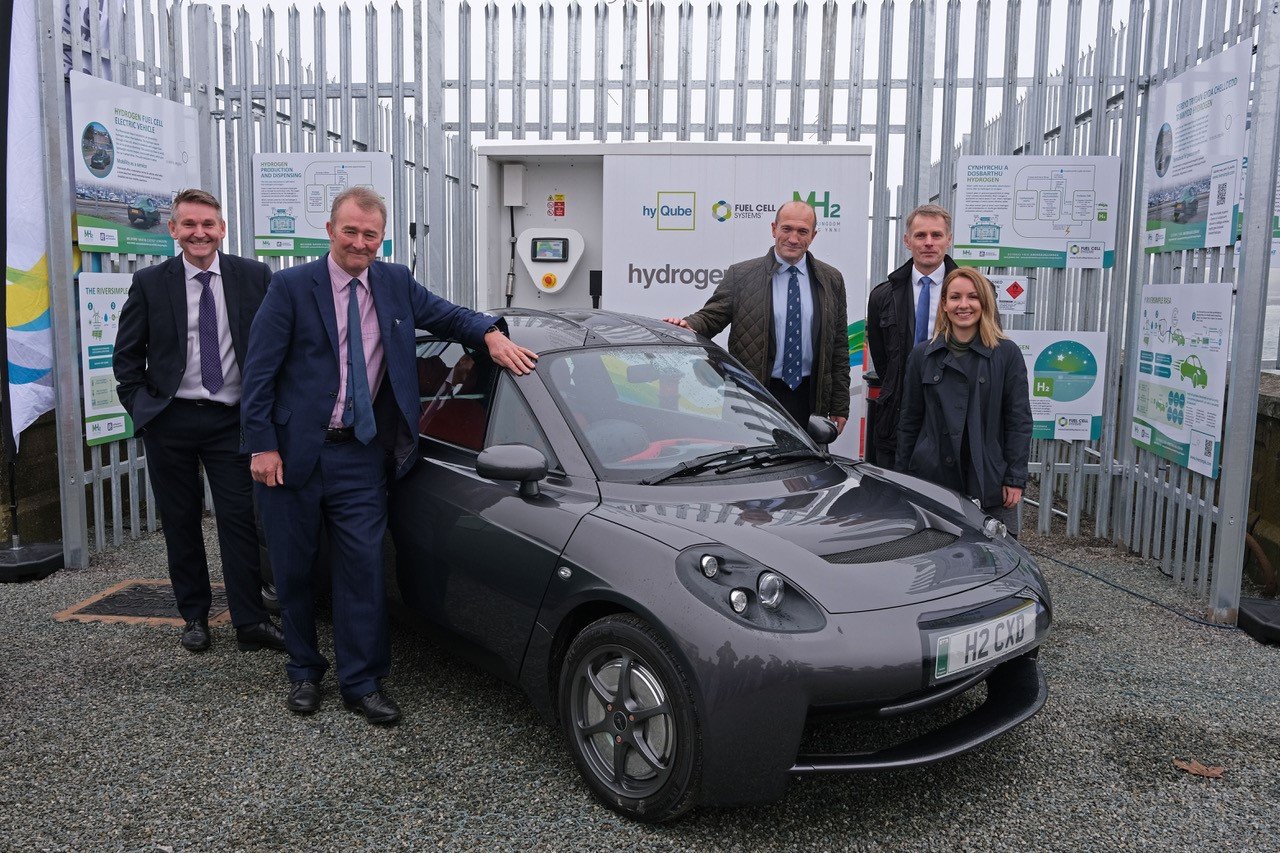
[559, 614, 702, 822]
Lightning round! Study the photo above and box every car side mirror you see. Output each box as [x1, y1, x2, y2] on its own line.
[806, 415, 838, 446]
[476, 443, 548, 498]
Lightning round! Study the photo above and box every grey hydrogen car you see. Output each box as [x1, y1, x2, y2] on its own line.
[389, 309, 1051, 822]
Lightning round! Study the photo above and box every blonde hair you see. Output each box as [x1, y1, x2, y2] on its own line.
[933, 267, 1005, 349]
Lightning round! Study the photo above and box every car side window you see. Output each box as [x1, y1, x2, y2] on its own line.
[486, 373, 560, 469]
[417, 341, 495, 451]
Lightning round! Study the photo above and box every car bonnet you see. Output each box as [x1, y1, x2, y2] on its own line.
[593, 466, 1025, 614]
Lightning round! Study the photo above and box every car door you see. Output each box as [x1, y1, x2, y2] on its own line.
[390, 340, 598, 681]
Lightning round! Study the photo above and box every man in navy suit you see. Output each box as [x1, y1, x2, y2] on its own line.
[241, 186, 537, 724]
[113, 188, 285, 654]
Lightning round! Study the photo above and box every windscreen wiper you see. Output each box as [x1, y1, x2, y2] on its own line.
[641, 444, 770, 485]
[713, 446, 830, 475]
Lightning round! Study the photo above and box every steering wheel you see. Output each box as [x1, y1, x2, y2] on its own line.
[622, 437, 736, 462]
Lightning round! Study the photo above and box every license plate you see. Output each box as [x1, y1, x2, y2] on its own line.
[933, 602, 1036, 679]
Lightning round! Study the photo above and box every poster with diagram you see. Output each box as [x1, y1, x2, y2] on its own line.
[953, 156, 1121, 268]
[1130, 283, 1229, 477]
[78, 272, 134, 445]
[1142, 39, 1251, 254]
[251, 153, 394, 256]
[1007, 330, 1107, 441]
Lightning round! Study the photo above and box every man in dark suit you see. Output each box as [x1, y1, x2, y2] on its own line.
[113, 189, 285, 654]
[241, 186, 537, 724]
[865, 203, 959, 466]
[662, 200, 850, 433]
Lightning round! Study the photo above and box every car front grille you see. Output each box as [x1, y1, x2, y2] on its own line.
[822, 528, 959, 564]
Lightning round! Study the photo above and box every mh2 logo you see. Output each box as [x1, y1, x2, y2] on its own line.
[793, 190, 841, 218]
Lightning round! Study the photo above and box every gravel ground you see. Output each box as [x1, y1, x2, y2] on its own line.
[1, 524, 1278, 852]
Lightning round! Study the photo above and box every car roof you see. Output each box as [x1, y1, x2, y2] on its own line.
[480, 308, 707, 355]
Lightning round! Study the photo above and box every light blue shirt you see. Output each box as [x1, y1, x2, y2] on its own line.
[769, 252, 814, 380]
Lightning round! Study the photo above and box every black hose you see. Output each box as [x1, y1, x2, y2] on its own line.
[1029, 548, 1240, 632]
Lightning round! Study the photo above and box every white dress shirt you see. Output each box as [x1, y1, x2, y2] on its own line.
[769, 252, 814, 379]
[911, 262, 946, 342]
[176, 254, 242, 404]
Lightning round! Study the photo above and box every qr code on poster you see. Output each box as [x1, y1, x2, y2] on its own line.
[1189, 429, 1215, 470]
[1215, 183, 1227, 206]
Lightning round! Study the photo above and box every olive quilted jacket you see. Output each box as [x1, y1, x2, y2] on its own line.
[683, 249, 851, 419]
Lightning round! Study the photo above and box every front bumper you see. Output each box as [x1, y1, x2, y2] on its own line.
[791, 654, 1047, 774]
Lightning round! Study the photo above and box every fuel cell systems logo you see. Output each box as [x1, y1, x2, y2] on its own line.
[711, 200, 733, 222]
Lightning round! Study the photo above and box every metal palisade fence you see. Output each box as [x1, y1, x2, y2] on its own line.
[37, 0, 1280, 623]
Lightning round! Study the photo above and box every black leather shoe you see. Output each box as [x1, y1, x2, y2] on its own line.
[287, 680, 321, 715]
[344, 690, 401, 725]
[180, 619, 210, 653]
[236, 620, 286, 652]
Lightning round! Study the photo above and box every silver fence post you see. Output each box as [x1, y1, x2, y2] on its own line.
[1208, 0, 1280, 623]
[426, 0, 447, 297]
[35, 0, 88, 568]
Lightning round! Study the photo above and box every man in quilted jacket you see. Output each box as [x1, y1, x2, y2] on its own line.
[662, 200, 850, 433]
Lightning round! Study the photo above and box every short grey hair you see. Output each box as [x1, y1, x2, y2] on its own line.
[330, 185, 387, 227]
[904, 203, 952, 235]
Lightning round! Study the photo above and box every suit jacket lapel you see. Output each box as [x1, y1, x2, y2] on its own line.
[218, 252, 248, 368]
[369, 263, 398, 385]
[896, 274, 916, 344]
[166, 256, 188, 368]
[312, 257, 341, 366]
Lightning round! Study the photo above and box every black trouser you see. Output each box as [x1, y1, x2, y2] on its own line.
[767, 376, 813, 426]
[142, 398, 267, 628]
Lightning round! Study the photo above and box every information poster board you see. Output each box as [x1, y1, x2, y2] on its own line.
[953, 156, 1121, 268]
[79, 272, 134, 445]
[69, 73, 201, 255]
[251, 153, 395, 256]
[1008, 330, 1108, 441]
[601, 151, 871, 455]
[1130, 283, 1230, 477]
[1143, 40, 1251, 254]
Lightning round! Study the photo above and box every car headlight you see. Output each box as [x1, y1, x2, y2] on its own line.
[675, 546, 824, 632]
[699, 554, 720, 578]
[982, 517, 1008, 539]
[757, 572, 784, 609]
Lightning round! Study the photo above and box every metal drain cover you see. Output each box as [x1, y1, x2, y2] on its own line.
[55, 579, 230, 627]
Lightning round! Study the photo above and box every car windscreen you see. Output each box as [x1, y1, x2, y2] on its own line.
[542, 345, 820, 482]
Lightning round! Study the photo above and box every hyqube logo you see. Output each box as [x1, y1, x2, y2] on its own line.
[641, 192, 696, 231]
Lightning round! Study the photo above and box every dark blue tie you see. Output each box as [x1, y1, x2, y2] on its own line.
[195, 270, 223, 394]
[343, 279, 376, 444]
[782, 265, 803, 390]
[914, 276, 933, 345]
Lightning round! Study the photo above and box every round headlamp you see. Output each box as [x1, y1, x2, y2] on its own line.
[699, 554, 720, 578]
[982, 517, 1008, 539]
[729, 588, 749, 613]
[757, 572, 785, 609]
